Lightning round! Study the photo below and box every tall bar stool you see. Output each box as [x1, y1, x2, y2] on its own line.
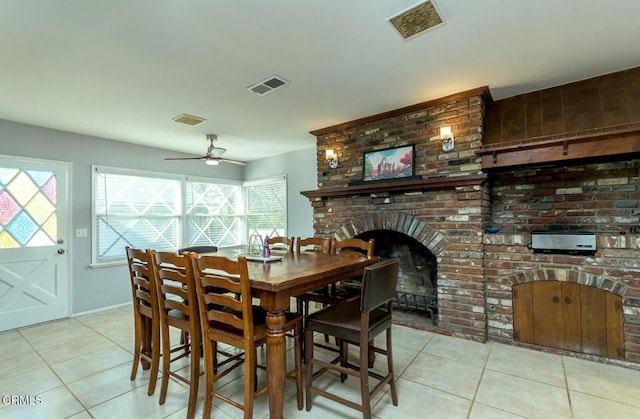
[125, 246, 161, 396]
[305, 258, 400, 419]
[150, 250, 202, 419]
[190, 253, 304, 419]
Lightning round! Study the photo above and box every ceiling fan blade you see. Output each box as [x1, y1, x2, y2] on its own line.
[164, 156, 207, 161]
[218, 158, 247, 166]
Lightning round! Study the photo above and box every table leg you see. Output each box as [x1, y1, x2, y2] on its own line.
[266, 309, 286, 419]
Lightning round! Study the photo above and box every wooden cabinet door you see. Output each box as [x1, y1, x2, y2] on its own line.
[513, 281, 624, 359]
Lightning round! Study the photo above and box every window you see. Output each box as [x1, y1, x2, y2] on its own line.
[244, 176, 287, 239]
[92, 166, 285, 265]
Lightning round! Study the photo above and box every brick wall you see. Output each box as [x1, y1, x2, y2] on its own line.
[485, 162, 640, 363]
[308, 88, 640, 364]
[310, 90, 491, 342]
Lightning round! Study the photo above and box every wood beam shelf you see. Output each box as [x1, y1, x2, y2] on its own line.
[477, 127, 640, 170]
[301, 174, 488, 201]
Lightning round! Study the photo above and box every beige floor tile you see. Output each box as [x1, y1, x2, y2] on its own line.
[468, 402, 527, 418]
[569, 390, 640, 419]
[20, 322, 98, 351]
[564, 356, 640, 408]
[476, 370, 570, 418]
[37, 333, 117, 365]
[486, 343, 566, 387]
[0, 330, 34, 361]
[401, 352, 483, 399]
[0, 366, 62, 398]
[67, 362, 152, 408]
[88, 382, 188, 419]
[0, 350, 47, 378]
[50, 344, 131, 383]
[18, 318, 83, 339]
[374, 377, 471, 419]
[389, 324, 435, 351]
[0, 385, 85, 419]
[423, 333, 492, 367]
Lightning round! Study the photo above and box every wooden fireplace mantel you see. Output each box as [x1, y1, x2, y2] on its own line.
[477, 127, 640, 170]
[301, 173, 488, 201]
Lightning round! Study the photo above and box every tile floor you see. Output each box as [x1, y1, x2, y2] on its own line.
[2, 305, 640, 418]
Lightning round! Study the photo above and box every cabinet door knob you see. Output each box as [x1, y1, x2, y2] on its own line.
[552, 296, 559, 303]
[565, 297, 572, 304]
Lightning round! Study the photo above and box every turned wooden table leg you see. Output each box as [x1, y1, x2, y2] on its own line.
[266, 309, 286, 419]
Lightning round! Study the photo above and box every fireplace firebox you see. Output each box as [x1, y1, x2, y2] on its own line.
[356, 230, 438, 323]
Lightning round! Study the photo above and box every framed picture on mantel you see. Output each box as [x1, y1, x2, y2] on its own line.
[362, 144, 417, 182]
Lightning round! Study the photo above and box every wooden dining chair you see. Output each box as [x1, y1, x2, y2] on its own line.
[125, 247, 161, 396]
[190, 253, 304, 419]
[177, 245, 218, 255]
[294, 236, 333, 321]
[304, 258, 400, 419]
[266, 236, 294, 253]
[295, 236, 331, 253]
[150, 250, 202, 419]
[330, 238, 375, 301]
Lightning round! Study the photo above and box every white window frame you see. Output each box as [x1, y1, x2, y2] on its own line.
[91, 167, 287, 267]
[91, 165, 242, 267]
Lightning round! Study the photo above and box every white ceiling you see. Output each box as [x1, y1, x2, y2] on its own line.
[2, 1, 639, 163]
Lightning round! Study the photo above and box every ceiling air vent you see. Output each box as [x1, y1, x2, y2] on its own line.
[388, 0, 444, 40]
[247, 75, 288, 96]
[172, 114, 207, 126]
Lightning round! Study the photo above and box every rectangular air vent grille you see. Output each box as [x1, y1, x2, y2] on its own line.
[172, 114, 207, 126]
[247, 75, 288, 96]
[389, 0, 444, 40]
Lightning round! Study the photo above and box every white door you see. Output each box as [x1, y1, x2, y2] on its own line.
[0, 155, 70, 332]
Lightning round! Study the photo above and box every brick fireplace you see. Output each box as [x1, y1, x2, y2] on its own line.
[303, 78, 640, 365]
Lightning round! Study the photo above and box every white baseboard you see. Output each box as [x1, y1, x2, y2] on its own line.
[72, 301, 131, 317]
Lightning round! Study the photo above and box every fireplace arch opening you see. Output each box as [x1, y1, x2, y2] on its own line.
[355, 230, 438, 322]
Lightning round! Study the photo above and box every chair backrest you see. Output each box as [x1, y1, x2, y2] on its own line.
[295, 237, 331, 253]
[267, 236, 294, 253]
[150, 250, 200, 330]
[190, 254, 254, 342]
[360, 259, 400, 313]
[177, 245, 218, 255]
[126, 247, 158, 316]
[331, 238, 374, 257]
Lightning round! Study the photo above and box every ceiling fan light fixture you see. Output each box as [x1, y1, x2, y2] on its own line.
[209, 147, 226, 158]
[205, 158, 220, 166]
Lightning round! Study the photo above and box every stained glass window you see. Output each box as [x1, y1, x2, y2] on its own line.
[0, 168, 57, 248]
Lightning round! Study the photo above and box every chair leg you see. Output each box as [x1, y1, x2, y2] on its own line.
[386, 328, 398, 406]
[202, 339, 215, 419]
[244, 348, 256, 419]
[294, 322, 303, 410]
[186, 331, 200, 419]
[147, 317, 160, 395]
[158, 322, 171, 405]
[359, 337, 372, 419]
[304, 328, 314, 412]
[130, 313, 142, 380]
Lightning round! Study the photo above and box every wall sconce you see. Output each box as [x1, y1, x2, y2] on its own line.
[440, 126, 455, 152]
[326, 149, 339, 169]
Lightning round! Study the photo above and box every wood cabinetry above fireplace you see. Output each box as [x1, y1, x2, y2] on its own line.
[480, 66, 640, 171]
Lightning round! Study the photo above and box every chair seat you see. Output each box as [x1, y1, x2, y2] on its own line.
[306, 302, 392, 344]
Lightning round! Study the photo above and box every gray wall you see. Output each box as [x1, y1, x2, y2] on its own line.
[244, 147, 316, 239]
[0, 119, 247, 313]
[0, 119, 317, 314]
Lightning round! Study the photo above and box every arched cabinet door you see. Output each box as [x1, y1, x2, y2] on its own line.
[513, 281, 624, 359]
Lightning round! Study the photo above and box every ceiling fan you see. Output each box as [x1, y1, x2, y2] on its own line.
[164, 134, 246, 166]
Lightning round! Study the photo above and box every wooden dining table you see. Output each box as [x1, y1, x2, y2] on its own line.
[217, 248, 379, 419]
